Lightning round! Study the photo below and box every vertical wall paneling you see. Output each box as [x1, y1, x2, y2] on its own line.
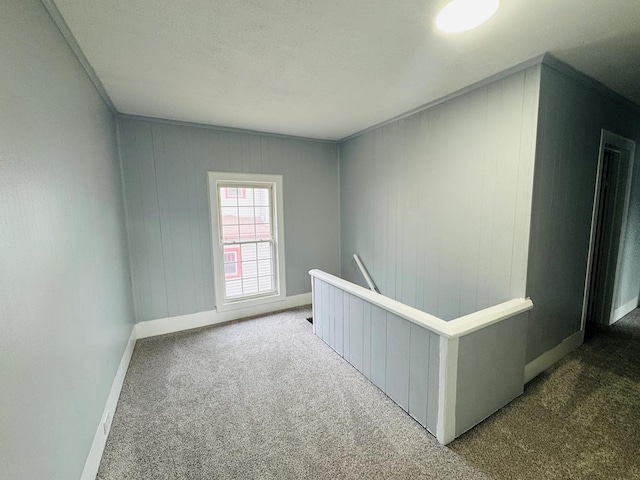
[370, 305, 387, 391]
[486, 76, 522, 307]
[424, 106, 443, 316]
[329, 284, 335, 346]
[119, 122, 168, 321]
[321, 281, 330, 343]
[615, 137, 640, 311]
[311, 277, 317, 336]
[408, 323, 430, 426]
[310, 271, 530, 441]
[455, 312, 528, 436]
[334, 288, 344, 355]
[339, 66, 542, 320]
[510, 67, 542, 300]
[153, 124, 199, 317]
[385, 313, 411, 411]
[526, 63, 640, 362]
[313, 278, 322, 336]
[119, 117, 339, 322]
[349, 296, 365, 372]
[343, 292, 351, 361]
[363, 303, 372, 379]
[310, 276, 443, 437]
[426, 332, 441, 433]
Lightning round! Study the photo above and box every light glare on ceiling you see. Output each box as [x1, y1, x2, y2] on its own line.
[435, 0, 500, 33]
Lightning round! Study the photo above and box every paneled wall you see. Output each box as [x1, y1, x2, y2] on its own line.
[616, 159, 640, 309]
[526, 62, 640, 362]
[455, 312, 528, 436]
[0, 1, 135, 478]
[339, 66, 541, 320]
[313, 277, 440, 434]
[311, 270, 532, 443]
[119, 117, 340, 322]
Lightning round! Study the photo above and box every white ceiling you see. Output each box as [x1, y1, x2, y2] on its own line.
[53, 0, 640, 140]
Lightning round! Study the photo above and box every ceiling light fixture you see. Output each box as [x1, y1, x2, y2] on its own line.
[435, 0, 500, 33]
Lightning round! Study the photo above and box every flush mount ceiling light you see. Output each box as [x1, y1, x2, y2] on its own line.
[435, 0, 500, 33]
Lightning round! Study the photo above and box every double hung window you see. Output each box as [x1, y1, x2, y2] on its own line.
[208, 172, 285, 310]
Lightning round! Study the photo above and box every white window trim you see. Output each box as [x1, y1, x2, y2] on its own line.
[207, 171, 287, 312]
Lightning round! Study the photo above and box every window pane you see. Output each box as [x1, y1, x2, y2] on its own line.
[220, 206, 238, 225]
[240, 243, 257, 261]
[224, 262, 239, 277]
[238, 206, 255, 224]
[239, 223, 257, 242]
[255, 224, 271, 241]
[223, 245, 240, 258]
[237, 188, 253, 206]
[223, 245, 242, 279]
[254, 188, 270, 206]
[255, 206, 270, 225]
[257, 242, 271, 260]
[219, 187, 240, 207]
[221, 225, 239, 243]
[242, 276, 259, 296]
[240, 188, 253, 205]
[257, 258, 272, 277]
[258, 276, 274, 293]
[225, 279, 243, 298]
[242, 260, 258, 279]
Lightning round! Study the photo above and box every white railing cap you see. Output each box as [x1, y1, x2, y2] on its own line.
[309, 269, 532, 338]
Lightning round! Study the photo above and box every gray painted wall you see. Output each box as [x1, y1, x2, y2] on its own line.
[118, 117, 340, 322]
[526, 62, 640, 362]
[339, 66, 541, 320]
[0, 1, 135, 479]
[312, 277, 440, 434]
[455, 312, 528, 436]
[615, 144, 640, 311]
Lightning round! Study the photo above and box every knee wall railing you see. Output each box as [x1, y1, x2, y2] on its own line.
[309, 269, 533, 444]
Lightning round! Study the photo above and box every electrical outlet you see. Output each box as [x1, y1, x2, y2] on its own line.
[102, 410, 112, 435]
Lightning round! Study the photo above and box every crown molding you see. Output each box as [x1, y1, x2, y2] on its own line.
[339, 54, 546, 143]
[117, 113, 339, 144]
[40, 0, 117, 114]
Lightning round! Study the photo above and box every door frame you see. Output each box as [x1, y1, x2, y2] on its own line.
[581, 129, 636, 330]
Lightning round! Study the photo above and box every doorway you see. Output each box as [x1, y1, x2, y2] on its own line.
[584, 130, 635, 327]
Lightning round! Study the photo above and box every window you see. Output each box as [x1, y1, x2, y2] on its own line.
[208, 172, 286, 311]
[223, 187, 246, 199]
[223, 247, 242, 278]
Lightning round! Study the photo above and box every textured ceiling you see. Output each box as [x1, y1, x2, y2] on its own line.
[53, 0, 640, 140]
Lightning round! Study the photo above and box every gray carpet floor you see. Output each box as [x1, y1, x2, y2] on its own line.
[99, 307, 640, 479]
[451, 309, 640, 479]
[98, 307, 487, 479]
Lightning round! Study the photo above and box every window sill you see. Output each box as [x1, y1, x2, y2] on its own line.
[215, 291, 287, 313]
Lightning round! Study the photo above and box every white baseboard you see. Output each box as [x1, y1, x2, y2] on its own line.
[524, 330, 584, 383]
[610, 296, 638, 324]
[81, 327, 137, 480]
[136, 293, 312, 339]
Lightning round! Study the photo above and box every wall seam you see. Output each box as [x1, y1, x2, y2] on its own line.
[337, 144, 342, 278]
[40, 0, 117, 114]
[149, 125, 171, 318]
[115, 118, 139, 324]
[519, 65, 543, 300]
